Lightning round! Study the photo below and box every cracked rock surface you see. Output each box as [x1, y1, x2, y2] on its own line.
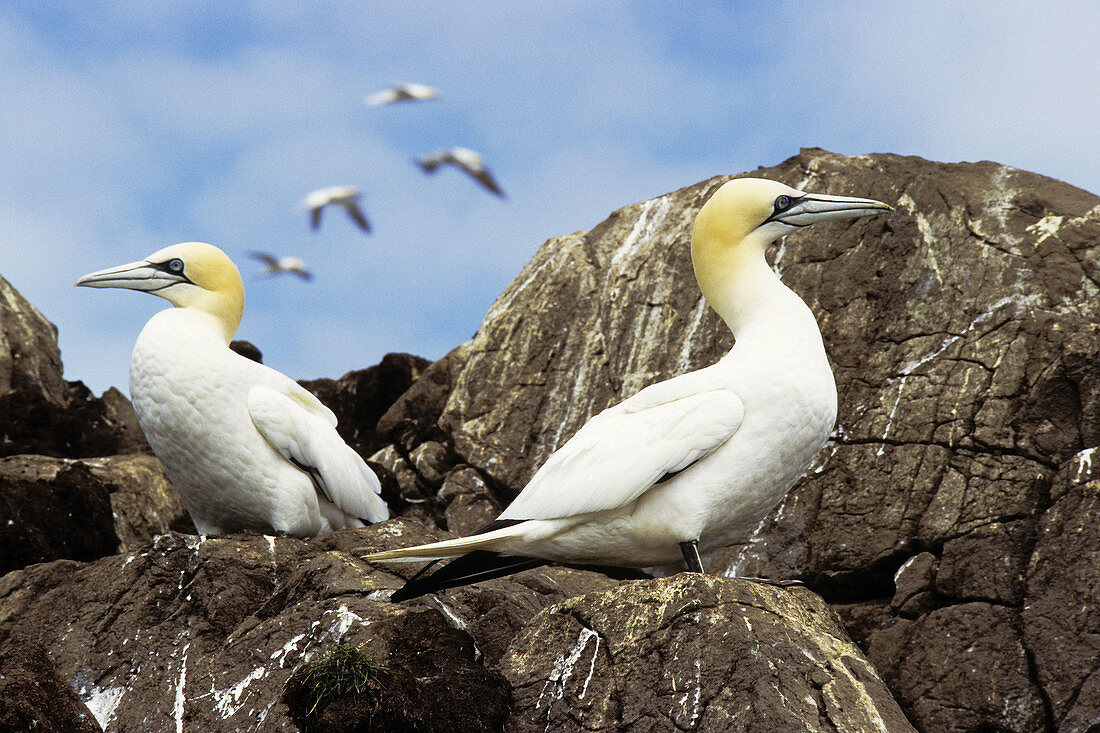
[502, 574, 913, 732]
[0, 149, 1098, 731]
[370, 149, 1100, 731]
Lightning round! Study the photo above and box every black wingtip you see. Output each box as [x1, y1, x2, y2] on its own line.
[389, 550, 547, 602]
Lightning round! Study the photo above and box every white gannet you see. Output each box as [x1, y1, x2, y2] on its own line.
[365, 178, 891, 600]
[365, 83, 440, 106]
[300, 186, 371, 233]
[415, 147, 506, 197]
[76, 242, 389, 537]
[249, 251, 312, 281]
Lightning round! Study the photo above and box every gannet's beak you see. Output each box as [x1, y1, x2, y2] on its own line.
[768, 192, 893, 228]
[76, 259, 189, 292]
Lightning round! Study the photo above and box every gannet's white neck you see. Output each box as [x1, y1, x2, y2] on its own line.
[693, 232, 793, 337]
[690, 177, 891, 339]
[172, 285, 243, 344]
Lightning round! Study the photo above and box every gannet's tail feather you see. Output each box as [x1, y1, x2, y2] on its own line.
[363, 519, 525, 562]
[389, 551, 547, 602]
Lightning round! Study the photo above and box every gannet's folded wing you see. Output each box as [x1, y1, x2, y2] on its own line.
[247, 384, 389, 522]
[499, 385, 744, 521]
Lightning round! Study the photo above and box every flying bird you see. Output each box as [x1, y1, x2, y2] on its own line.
[300, 186, 371, 233]
[365, 178, 892, 600]
[76, 242, 389, 537]
[250, 252, 312, 281]
[415, 147, 505, 197]
[365, 83, 440, 106]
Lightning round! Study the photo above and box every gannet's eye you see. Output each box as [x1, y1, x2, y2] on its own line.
[167, 258, 184, 273]
[774, 195, 792, 211]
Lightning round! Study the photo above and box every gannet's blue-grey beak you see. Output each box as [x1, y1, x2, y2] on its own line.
[766, 192, 893, 228]
[76, 257, 191, 292]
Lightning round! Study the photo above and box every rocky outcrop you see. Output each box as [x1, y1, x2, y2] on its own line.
[0, 454, 191, 576]
[0, 523, 907, 733]
[363, 149, 1100, 731]
[1, 273, 150, 459]
[502, 574, 914, 732]
[0, 642, 103, 733]
[1, 148, 1098, 731]
[0, 273, 67, 407]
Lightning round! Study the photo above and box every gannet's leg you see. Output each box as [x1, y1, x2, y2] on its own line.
[680, 541, 705, 573]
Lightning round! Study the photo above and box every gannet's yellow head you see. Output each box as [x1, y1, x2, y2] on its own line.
[691, 177, 891, 303]
[77, 242, 245, 341]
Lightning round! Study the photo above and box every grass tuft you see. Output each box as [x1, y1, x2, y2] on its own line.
[292, 643, 389, 716]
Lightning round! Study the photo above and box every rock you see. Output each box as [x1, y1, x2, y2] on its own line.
[376, 343, 470, 452]
[0, 272, 67, 407]
[0, 456, 118, 576]
[300, 352, 431, 459]
[1, 273, 151, 459]
[87, 453, 194, 550]
[501, 574, 915, 732]
[889, 552, 938, 618]
[409, 440, 453, 485]
[1022, 450, 1100, 730]
[0, 454, 192, 575]
[866, 603, 1046, 732]
[378, 149, 1098, 729]
[0, 521, 910, 732]
[0, 642, 103, 733]
[369, 444, 428, 505]
[438, 466, 500, 535]
[283, 610, 510, 733]
[229, 339, 263, 363]
[0, 522, 621, 733]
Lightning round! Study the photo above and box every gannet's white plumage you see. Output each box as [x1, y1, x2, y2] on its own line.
[76, 242, 388, 536]
[365, 83, 440, 106]
[300, 186, 371, 233]
[250, 251, 312, 281]
[415, 147, 505, 197]
[366, 178, 891, 599]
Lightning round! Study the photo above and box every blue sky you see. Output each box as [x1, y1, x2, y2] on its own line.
[2, 2, 1097, 395]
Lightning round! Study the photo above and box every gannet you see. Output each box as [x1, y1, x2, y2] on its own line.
[300, 186, 371, 233]
[365, 83, 440, 106]
[250, 251, 313, 281]
[76, 242, 389, 536]
[415, 147, 505, 197]
[366, 178, 891, 600]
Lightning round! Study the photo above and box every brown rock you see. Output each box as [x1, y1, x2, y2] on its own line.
[0, 522, 619, 733]
[867, 603, 1046, 732]
[86, 453, 194, 550]
[377, 343, 470, 452]
[0, 456, 117, 575]
[438, 466, 500, 535]
[300, 352, 431, 459]
[1023, 452, 1100, 729]
[0, 642, 103, 733]
[0, 272, 67, 407]
[0, 454, 192, 574]
[501, 574, 915, 732]
[398, 150, 1099, 730]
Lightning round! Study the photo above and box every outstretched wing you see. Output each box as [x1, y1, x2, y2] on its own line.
[247, 383, 388, 523]
[499, 374, 744, 521]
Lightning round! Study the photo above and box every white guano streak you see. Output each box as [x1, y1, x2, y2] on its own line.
[877, 294, 1034, 456]
[174, 642, 190, 733]
[537, 627, 601, 726]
